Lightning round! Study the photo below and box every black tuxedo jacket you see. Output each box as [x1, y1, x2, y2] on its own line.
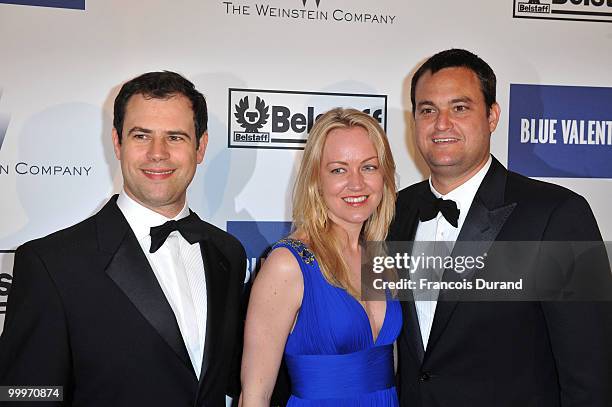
[0, 196, 246, 407]
[388, 157, 612, 407]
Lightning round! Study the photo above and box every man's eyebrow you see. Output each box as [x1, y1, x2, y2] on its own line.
[126, 127, 192, 139]
[416, 100, 434, 108]
[450, 96, 473, 104]
[127, 126, 152, 134]
[166, 130, 191, 138]
[416, 96, 474, 108]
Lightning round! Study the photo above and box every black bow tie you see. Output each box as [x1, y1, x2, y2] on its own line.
[149, 211, 205, 253]
[417, 190, 460, 228]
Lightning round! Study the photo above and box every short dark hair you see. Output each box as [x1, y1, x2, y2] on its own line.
[410, 49, 496, 115]
[113, 71, 207, 148]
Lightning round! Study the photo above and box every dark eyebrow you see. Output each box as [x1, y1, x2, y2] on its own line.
[417, 96, 475, 109]
[127, 126, 152, 135]
[416, 100, 434, 108]
[166, 130, 191, 139]
[450, 96, 473, 104]
[126, 127, 191, 139]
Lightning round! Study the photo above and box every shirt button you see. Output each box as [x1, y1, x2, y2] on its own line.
[420, 372, 431, 381]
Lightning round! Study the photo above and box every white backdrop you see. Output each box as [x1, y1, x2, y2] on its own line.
[1, 0, 611, 333]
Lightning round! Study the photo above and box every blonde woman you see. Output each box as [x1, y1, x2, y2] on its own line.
[240, 108, 400, 406]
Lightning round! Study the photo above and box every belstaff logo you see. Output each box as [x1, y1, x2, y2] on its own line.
[516, 0, 551, 13]
[228, 88, 387, 150]
[235, 96, 270, 133]
[513, 0, 612, 23]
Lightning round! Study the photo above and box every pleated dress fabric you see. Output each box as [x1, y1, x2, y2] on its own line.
[273, 238, 401, 406]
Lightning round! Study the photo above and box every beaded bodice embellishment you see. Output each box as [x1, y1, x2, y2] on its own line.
[276, 238, 315, 265]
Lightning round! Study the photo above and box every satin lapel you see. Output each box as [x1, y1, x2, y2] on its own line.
[401, 291, 425, 364]
[197, 237, 231, 396]
[394, 191, 426, 363]
[97, 197, 192, 373]
[393, 185, 423, 243]
[425, 158, 517, 357]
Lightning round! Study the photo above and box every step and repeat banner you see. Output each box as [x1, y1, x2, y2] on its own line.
[1, 0, 611, 330]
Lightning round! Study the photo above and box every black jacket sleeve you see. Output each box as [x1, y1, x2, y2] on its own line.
[540, 194, 612, 407]
[0, 244, 73, 405]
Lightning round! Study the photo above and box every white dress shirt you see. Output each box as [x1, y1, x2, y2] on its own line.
[117, 191, 208, 377]
[413, 156, 492, 348]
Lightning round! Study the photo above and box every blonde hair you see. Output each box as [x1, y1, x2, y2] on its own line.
[292, 107, 396, 297]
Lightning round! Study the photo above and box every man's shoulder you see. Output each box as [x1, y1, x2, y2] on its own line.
[18, 198, 121, 257]
[505, 169, 586, 207]
[501, 170, 601, 241]
[396, 179, 429, 205]
[19, 212, 99, 256]
[200, 219, 245, 259]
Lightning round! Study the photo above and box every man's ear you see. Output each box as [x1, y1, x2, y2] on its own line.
[488, 103, 501, 133]
[112, 128, 121, 160]
[196, 132, 208, 164]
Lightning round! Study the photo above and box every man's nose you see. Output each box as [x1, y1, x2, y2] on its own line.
[147, 137, 170, 161]
[434, 110, 452, 132]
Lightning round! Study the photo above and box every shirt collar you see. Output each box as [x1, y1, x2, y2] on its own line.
[117, 190, 190, 241]
[429, 155, 492, 217]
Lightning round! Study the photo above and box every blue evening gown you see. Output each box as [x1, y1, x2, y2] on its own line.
[272, 238, 401, 406]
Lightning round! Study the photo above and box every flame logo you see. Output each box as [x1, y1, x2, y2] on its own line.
[301, 0, 321, 7]
[0, 89, 10, 152]
[234, 96, 270, 133]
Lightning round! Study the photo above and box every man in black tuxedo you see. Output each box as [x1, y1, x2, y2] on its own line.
[0, 71, 246, 406]
[389, 49, 611, 406]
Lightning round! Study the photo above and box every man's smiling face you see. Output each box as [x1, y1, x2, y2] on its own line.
[113, 93, 207, 217]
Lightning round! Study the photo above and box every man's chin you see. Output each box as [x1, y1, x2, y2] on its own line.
[427, 159, 461, 172]
[130, 192, 184, 214]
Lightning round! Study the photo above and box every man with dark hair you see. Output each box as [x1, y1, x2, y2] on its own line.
[410, 48, 497, 116]
[113, 71, 208, 149]
[0, 71, 246, 406]
[389, 49, 611, 406]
